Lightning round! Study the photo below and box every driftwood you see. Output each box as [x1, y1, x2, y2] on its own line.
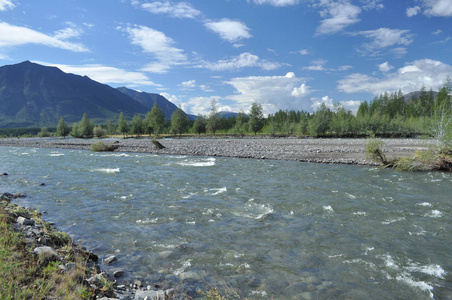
[152, 140, 166, 150]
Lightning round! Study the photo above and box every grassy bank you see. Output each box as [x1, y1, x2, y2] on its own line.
[0, 198, 114, 299]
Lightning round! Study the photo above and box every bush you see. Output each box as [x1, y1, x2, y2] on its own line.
[365, 135, 387, 164]
[90, 141, 119, 152]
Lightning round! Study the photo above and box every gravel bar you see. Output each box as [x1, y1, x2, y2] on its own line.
[0, 137, 429, 165]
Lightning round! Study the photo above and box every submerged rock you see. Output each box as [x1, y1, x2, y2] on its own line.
[103, 255, 118, 264]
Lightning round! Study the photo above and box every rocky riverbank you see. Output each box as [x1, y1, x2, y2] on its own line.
[0, 136, 429, 165]
[0, 191, 182, 300]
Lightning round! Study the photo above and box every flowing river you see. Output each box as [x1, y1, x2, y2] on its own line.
[1, 146, 451, 299]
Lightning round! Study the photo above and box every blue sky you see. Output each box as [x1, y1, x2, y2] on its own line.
[0, 0, 451, 115]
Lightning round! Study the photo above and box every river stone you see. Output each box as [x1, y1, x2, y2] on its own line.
[17, 216, 35, 226]
[33, 246, 58, 258]
[134, 289, 174, 300]
[103, 255, 117, 264]
[17, 210, 31, 218]
[114, 269, 125, 278]
[14, 192, 26, 198]
[179, 271, 201, 281]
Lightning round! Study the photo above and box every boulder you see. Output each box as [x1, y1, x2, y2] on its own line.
[113, 269, 125, 278]
[103, 255, 117, 264]
[33, 246, 58, 258]
[134, 289, 174, 300]
[17, 216, 35, 226]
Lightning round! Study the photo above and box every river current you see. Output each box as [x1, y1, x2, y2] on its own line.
[1, 146, 451, 299]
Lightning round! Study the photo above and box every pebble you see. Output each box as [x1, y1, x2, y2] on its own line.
[103, 255, 118, 264]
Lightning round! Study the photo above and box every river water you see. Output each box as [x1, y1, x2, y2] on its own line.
[1, 146, 451, 299]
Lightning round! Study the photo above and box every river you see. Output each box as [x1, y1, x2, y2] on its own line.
[1, 146, 451, 299]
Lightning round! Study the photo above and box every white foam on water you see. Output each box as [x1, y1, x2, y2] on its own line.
[353, 211, 367, 216]
[174, 259, 192, 276]
[424, 210, 442, 218]
[232, 199, 274, 219]
[211, 187, 227, 195]
[322, 205, 334, 212]
[406, 263, 446, 279]
[396, 273, 434, 298]
[239, 263, 251, 269]
[381, 217, 405, 225]
[251, 290, 268, 297]
[49, 152, 64, 157]
[136, 218, 159, 224]
[345, 192, 356, 199]
[379, 254, 399, 270]
[416, 202, 432, 207]
[90, 168, 120, 173]
[328, 254, 344, 258]
[178, 157, 216, 167]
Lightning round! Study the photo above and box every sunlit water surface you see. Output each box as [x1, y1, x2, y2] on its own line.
[1, 146, 451, 299]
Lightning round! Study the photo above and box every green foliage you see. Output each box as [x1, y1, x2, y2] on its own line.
[249, 102, 264, 135]
[56, 117, 71, 138]
[130, 114, 144, 137]
[77, 113, 93, 138]
[207, 100, 221, 135]
[234, 110, 248, 136]
[171, 107, 188, 135]
[144, 104, 166, 136]
[38, 127, 52, 137]
[106, 120, 116, 135]
[193, 114, 207, 135]
[90, 141, 118, 152]
[118, 112, 129, 138]
[365, 135, 387, 164]
[93, 125, 106, 138]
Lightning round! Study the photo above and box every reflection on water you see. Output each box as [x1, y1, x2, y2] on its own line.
[1, 146, 451, 299]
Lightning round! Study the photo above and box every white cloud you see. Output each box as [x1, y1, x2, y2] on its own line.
[292, 49, 309, 55]
[180, 80, 196, 89]
[0, 0, 14, 11]
[339, 100, 362, 114]
[315, 0, 361, 35]
[198, 52, 282, 71]
[360, 0, 384, 10]
[35, 61, 161, 87]
[432, 29, 442, 35]
[338, 59, 452, 95]
[182, 96, 227, 115]
[378, 62, 393, 72]
[353, 28, 414, 55]
[160, 92, 183, 106]
[0, 22, 88, 52]
[311, 95, 335, 110]
[124, 25, 187, 73]
[250, 0, 299, 6]
[406, 1, 452, 17]
[338, 65, 352, 71]
[204, 19, 252, 43]
[423, 0, 452, 17]
[303, 59, 327, 71]
[139, 1, 201, 19]
[225, 72, 311, 114]
[406, 6, 421, 17]
[54, 27, 83, 40]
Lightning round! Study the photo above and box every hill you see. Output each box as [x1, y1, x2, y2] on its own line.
[116, 87, 177, 120]
[0, 61, 170, 128]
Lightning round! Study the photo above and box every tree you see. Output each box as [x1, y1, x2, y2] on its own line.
[207, 100, 220, 135]
[56, 117, 70, 138]
[193, 114, 207, 135]
[71, 123, 80, 138]
[93, 125, 106, 138]
[106, 120, 116, 136]
[118, 112, 129, 138]
[78, 113, 93, 138]
[309, 103, 332, 136]
[234, 110, 248, 136]
[249, 102, 264, 135]
[130, 114, 144, 137]
[145, 104, 166, 136]
[171, 107, 188, 135]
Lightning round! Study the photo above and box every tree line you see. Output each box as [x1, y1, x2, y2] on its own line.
[26, 79, 452, 139]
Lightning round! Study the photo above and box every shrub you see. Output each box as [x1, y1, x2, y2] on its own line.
[365, 135, 387, 164]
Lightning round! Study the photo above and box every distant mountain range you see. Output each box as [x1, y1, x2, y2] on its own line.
[0, 61, 179, 128]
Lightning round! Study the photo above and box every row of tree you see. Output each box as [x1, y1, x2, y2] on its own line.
[48, 80, 451, 139]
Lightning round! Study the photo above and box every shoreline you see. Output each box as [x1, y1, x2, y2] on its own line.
[0, 136, 429, 165]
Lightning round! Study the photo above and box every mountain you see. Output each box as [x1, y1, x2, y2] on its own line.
[116, 87, 177, 120]
[404, 91, 438, 102]
[0, 61, 153, 128]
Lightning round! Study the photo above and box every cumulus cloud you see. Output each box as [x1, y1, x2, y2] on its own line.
[352, 28, 414, 55]
[225, 72, 311, 114]
[124, 25, 187, 73]
[250, 0, 299, 6]
[0, 22, 88, 52]
[337, 59, 452, 95]
[138, 1, 201, 19]
[160, 92, 183, 106]
[360, 0, 384, 10]
[0, 0, 14, 11]
[180, 80, 196, 89]
[315, 0, 362, 35]
[182, 96, 228, 115]
[406, 6, 421, 17]
[204, 19, 252, 44]
[35, 61, 161, 87]
[378, 62, 393, 72]
[197, 52, 282, 71]
[406, 1, 452, 17]
[311, 95, 335, 110]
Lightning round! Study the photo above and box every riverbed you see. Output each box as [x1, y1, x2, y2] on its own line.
[1, 144, 451, 299]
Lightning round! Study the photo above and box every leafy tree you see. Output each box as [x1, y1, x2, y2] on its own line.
[93, 125, 106, 138]
[38, 127, 51, 137]
[309, 103, 332, 136]
[145, 104, 166, 136]
[171, 107, 188, 135]
[130, 114, 144, 137]
[78, 113, 93, 138]
[193, 114, 207, 135]
[234, 110, 248, 136]
[118, 112, 129, 138]
[71, 123, 80, 138]
[106, 120, 116, 136]
[207, 100, 221, 135]
[56, 117, 70, 138]
[249, 102, 264, 135]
